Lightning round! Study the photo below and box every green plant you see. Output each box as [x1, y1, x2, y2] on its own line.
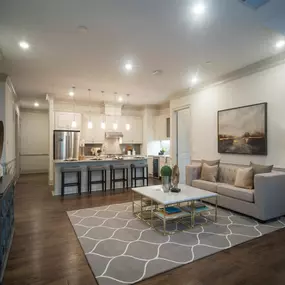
[161, 165, 172, 177]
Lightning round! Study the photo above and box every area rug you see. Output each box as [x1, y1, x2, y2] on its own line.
[67, 203, 285, 285]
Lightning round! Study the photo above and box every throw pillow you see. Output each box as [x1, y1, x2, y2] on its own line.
[201, 163, 219, 183]
[201, 159, 220, 166]
[250, 162, 273, 176]
[234, 167, 254, 189]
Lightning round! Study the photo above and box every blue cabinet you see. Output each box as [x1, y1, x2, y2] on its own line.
[0, 175, 15, 284]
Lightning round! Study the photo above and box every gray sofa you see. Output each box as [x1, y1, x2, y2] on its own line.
[186, 163, 285, 221]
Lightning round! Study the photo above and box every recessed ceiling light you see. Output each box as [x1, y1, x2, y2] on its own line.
[19, 41, 30, 50]
[192, 3, 206, 15]
[118, 96, 123, 102]
[34, 102, 39, 107]
[191, 76, 199, 85]
[125, 62, 133, 71]
[275, 40, 285, 49]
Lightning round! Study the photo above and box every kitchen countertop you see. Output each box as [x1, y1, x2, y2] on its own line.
[54, 157, 147, 164]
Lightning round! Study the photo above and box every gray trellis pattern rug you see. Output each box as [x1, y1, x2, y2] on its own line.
[67, 203, 285, 285]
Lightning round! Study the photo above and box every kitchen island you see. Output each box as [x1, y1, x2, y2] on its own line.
[53, 157, 148, 196]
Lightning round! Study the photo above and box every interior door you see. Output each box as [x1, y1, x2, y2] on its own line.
[176, 108, 190, 184]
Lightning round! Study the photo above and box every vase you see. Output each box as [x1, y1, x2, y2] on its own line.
[161, 176, 171, 192]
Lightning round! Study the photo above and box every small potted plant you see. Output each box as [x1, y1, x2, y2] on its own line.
[161, 165, 172, 192]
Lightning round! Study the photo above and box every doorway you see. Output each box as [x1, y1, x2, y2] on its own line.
[176, 107, 190, 184]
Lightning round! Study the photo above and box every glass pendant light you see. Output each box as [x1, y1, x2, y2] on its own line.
[87, 89, 93, 129]
[101, 91, 106, 129]
[113, 121, 118, 130]
[125, 94, 131, 130]
[72, 97, 76, 128]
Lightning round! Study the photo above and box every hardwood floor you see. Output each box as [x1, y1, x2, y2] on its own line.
[4, 174, 285, 285]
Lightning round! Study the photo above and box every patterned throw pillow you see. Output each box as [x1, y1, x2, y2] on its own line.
[234, 167, 254, 189]
[201, 163, 219, 182]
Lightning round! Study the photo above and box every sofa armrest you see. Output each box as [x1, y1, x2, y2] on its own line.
[185, 165, 201, 186]
[254, 172, 285, 221]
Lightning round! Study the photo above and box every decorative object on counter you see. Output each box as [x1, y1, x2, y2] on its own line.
[170, 165, 181, 193]
[161, 165, 172, 192]
[158, 148, 165, 155]
[79, 139, 85, 160]
[0, 121, 3, 179]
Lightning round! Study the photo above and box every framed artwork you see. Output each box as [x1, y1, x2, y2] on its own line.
[218, 103, 267, 155]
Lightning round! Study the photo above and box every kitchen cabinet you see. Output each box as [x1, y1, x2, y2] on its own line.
[154, 115, 170, 141]
[81, 114, 105, 143]
[121, 116, 143, 144]
[54, 112, 81, 131]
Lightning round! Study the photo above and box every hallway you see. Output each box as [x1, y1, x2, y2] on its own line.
[4, 174, 285, 285]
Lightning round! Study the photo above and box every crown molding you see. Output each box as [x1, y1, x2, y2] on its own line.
[169, 50, 285, 101]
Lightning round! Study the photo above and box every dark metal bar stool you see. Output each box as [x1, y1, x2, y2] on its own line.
[61, 167, 81, 197]
[87, 166, 107, 193]
[110, 164, 129, 191]
[131, 163, 149, 188]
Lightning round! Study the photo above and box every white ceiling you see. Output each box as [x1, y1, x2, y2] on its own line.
[0, 0, 285, 105]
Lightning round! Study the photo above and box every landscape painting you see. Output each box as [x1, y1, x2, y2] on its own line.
[218, 103, 267, 155]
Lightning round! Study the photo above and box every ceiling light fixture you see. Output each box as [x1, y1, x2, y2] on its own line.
[118, 96, 123, 102]
[113, 122, 118, 130]
[101, 91, 106, 129]
[191, 76, 199, 85]
[69, 86, 75, 97]
[19, 41, 30, 50]
[125, 62, 133, 71]
[87, 89, 93, 129]
[275, 40, 285, 49]
[192, 3, 206, 15]
[125, 94, 131, 131]
[34, 102, 39, 107]
[71, 120, 77, 128]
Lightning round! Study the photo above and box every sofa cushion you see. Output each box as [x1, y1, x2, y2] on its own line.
[201, 159, 220, 166]
[234, 167, 254, 189]
[192, 179, 218, 193]
[218, 165, 237, 185]
[201, 163, 219, 182]
[217, 183, 254, 203]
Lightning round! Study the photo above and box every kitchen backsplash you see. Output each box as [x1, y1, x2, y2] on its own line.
[85, 141, 141, 155]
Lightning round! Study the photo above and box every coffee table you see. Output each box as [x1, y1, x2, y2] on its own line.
[131, 184, 218, 235]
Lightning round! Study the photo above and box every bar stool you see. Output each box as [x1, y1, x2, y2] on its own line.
[61, 167, 81, 197]
[110, 164, 129, 191]
[87, 165, 107, 193]
[131, 163, 149, 188]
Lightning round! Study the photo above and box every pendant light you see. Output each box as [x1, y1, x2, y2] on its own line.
[71, 95, 76, 128]
[125, 94, 131, 131]
[101, 91, 106, 129]
[87, 89, 93, 129]
[113, 92, 118, 130]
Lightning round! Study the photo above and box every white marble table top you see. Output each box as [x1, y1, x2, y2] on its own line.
[132, 184, 217, 205]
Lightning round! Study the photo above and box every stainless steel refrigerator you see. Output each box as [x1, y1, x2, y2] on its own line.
[53, 130, 80, 160]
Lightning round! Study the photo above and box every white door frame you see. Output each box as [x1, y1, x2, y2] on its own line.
[171, 104, 191, 166]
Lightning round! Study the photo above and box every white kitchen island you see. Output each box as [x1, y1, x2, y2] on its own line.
[53, 157, 147, 195]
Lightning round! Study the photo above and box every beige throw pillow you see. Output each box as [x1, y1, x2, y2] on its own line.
[234, 167, 254, 189]
[201, 163, 219, 183]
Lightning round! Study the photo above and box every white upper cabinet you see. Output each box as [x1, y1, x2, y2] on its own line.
[120, 116, 143, 144]
[54, 112, 81, 131]
[81, 114, 105, 143]
[154, 115, 170, 141]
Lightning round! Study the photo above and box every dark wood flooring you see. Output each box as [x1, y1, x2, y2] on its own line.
[3, 174, 285, 285]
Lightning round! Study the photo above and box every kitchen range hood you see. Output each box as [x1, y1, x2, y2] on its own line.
[105, 132, 123, 139]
